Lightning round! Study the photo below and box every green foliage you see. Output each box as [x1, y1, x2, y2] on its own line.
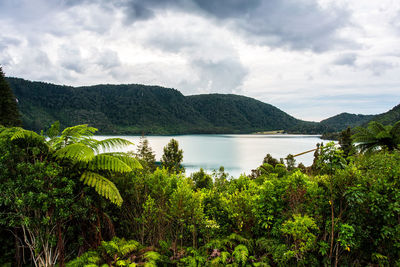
[281, 214, 318, 262]
[161, 138, 184, 173]
[2, 121, 400, 266]
[66, 237, 157, 267]
[0, 67, 21, 127]
[135, 135, 156, 172]
[232, 244, 249, 265]
[339, 127, 354, 158]
[352, 120, 400, 152]
[319, 112, 374, 132]
[191, 168, 213, 190]
[316, 142, 347, 175]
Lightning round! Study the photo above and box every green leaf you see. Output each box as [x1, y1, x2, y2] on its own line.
[55, 143, 95, 163]
[89, 154, 132, 173]
[80, 171, 123, 206]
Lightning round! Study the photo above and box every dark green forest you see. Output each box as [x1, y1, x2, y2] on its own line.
[7, 77, 388, 135]
[1, 120, 400, 266]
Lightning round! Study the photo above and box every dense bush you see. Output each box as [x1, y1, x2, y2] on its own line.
[0, 123, 399, 266]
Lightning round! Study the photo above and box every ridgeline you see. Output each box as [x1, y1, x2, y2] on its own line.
[7, 77, 395, 135]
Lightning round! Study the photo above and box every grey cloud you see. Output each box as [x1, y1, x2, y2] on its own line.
[0, 36, 21, 51]
[58, 46, 86, 74]
[121, 2, 154, 24]
[95, 49, 122, 69]
[192, 0, 261, 18]
[333, 53, 357, 66]
[184, 58, 248, 94]
[118, 0, 351, 52]
[363, 60, 395, 76]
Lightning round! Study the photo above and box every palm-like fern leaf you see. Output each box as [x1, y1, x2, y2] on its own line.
[9, 127, 45, 143]
[92, 138, 134, 153]
[88, 154, 132, 173]
[101, 152, 142, 170]
[61, 124, 97, 138]
[80, 171, 123, 206]
[55, 143, 95, 163]
[368, 121, 386, 136]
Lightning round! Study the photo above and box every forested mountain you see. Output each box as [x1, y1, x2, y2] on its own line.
[320, 112, 374, 132]
[7, 77, 324, 134]
[7, 77, 392, 135]
[368, 103, 400, 126]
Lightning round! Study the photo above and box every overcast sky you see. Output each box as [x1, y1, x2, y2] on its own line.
[1, 0, 400, 121]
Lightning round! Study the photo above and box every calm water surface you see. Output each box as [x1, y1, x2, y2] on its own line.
[96, 134, 322, 178]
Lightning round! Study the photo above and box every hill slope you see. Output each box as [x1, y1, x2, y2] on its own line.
[320, 113, 374, 131]
[368, 103, 400, 126]
[8, 77, 320, 134]
[8, 77, 391, 134]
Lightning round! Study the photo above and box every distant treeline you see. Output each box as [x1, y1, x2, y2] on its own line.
[6, 77, 399, 135]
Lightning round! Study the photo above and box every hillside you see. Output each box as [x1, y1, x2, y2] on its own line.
[8, 77, 320, 134]
[368, 103, 400, 126]
[7, 77, 389, 135]
[320, 112, 374, 132]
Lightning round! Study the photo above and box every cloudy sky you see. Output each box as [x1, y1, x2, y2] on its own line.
[1, 0, 400, 121]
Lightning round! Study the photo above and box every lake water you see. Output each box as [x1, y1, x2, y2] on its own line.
[96, 134, 323, 178]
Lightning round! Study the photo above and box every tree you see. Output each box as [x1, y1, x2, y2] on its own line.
[161, 138, 184, 173]
[352, 120, 400, 153]
[135, 135, 156, 172]
[285, 154, 296, 171]
[191, 168, 213, 190]
[339, 127, 354, 158]
[0, 66, 21, 126]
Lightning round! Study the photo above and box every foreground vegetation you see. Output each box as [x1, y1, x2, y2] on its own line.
[0, 119, 399, 266]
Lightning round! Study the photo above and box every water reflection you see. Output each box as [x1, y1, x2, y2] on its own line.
[95, 134, 322, 178]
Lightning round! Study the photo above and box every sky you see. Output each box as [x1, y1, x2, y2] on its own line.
[1, 0, 400, 121]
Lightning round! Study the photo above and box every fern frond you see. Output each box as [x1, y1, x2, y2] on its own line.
[144, 251, 161, 262]
[10, 128, 45, 143]
[367, 121, 386, 136]
[227, 233, 249, 245]
[102, 152, 142, 170]
[61, 124, 98, 139]
[232, 244, 249, 265]
[80, 171, 123, 206]
[89, 154, 132, 173]
[119, 239, 140, 256]
[94, 138, 134, 153]
[220, 251, 230, 263]
[55, 143, 95, 163]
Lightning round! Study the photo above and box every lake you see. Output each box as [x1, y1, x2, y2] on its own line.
[96, 134, 323, 178]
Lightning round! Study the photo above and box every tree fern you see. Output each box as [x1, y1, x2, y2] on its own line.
[8, 127, 45, 144]
[88, 154, 132, 173]
[101, 152, 142, 170]
[81, 171, 123, 206]
[54, 143, 95, 163]
[92, 138, 133, 153]
[353, 120, 400, 152]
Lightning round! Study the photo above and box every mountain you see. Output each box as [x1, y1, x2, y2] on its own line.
[368, 103, 400, 126]
[320, 112, 374, 132]
[8, 77, 322, 134]
[8, 77, 391, 135]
